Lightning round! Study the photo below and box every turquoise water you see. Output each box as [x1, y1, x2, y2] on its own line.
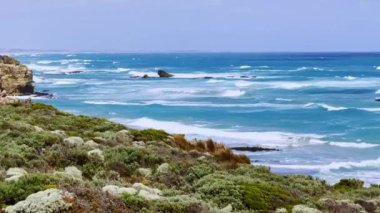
[13, 52, 380, 184]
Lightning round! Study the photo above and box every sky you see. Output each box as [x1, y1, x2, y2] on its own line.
[1, 0, 380, 52]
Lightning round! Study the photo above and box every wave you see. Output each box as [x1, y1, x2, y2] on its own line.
[221, 89, 245, 97]
[294, 67, 324, 71]
[329, 142, 379, 148]
[275, 98, 293, 102]
[84, 100, 300, 109]
[128, 70, 253, 79]
[376, 66, 380, 70]
[239, 65, 252, 69]
[270, 82, 310, 90]
[344, 76, 357, 80]
[116, 68, 131, 72]
[264, 157, 380, 173]
[376, 89, 380, 94]
[234, 80, 254, 88]
[111, 117, 325, 148]
[304, 103, 348, 111]
[359, 108, 380, 112]
[206, 79, 225, 83]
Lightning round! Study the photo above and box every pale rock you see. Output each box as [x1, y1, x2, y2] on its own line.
[84, 140, 100, 149]
[132, 183, 162, 196]
[5, 189, 74, 213]
[220, 204, 233, 213]
[115, 130, 134, 143]
[87, 149, 105, 161]
[102, 185, 137, 197]
[5, 168, 27, 182]
[55, 166, 83, 180]
[138, 189, 162, 200]
[34, 126, 44, 132]
[51, 130, 66, 138]
[156, 163, 170, 175]
[275, 207, 288, 213]
[137, 168, 152, 177]
[64, 136, 84, 146]
[292, 205, 321, 213]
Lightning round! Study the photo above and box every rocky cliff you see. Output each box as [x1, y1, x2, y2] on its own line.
[0, 55, 34, 95]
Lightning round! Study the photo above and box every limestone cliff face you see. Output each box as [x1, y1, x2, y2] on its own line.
[0, 55, 34, 95]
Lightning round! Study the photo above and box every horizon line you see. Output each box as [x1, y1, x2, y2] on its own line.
[2, 49, 380, 54]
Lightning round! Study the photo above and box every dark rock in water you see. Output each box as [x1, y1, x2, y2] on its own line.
[376, 98, 380, 102]
[158, 70, 174, 78]
[240, 76, 249, 78]
[67, 70, 83, 74]
[34, 92, 54, 99]
[0, 55, 34, 95]
[203, 77, 213, 79]
[231, 146, 280, 152]
[143, 74, 149, 78]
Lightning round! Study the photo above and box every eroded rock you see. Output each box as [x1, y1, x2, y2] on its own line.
[0, 55, 34, 95]
[5, 189, 75, 213]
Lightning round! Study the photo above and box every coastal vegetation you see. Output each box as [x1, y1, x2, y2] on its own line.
[1, 102, 380, 212]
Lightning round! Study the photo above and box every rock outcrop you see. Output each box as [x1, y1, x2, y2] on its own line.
[157, 70, 174, 78]
[0, 55, 34, 95]
[5, 189, 75, 213]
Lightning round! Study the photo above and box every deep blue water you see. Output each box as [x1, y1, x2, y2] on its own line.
[12, 52, 380, 184]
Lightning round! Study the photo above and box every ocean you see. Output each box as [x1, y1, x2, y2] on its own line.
[13, 52, 380, 185]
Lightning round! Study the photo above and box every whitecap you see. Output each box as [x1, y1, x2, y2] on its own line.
[239, 65, 251, 69]
[344, 76, 357, 80]
[275, 98, 293, 102]
[270, 82, 310, 90]
[234, 80, 253, 88]
[116, 68, 131, 72]
[376, 66, 380, 70]
[359, 108, 380, 112]
[294, 67, 323, 71]
[111, 117, 325, 148]
[84, 100, 300, 109]
[221, 89, 245, 97]
[304, 103, 347, 111]
[329, 142, 379, 148]
[375, 89, 380, 94]
[206, 79, 224, 83]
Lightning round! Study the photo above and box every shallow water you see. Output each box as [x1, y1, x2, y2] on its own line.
[13, 52, 380, 184]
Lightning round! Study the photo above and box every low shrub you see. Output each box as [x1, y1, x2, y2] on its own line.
[0, 174, 61, 206]
[131, 129, 169, 142]
[334, 179, 364, 191]
[242, 182, 297, 211]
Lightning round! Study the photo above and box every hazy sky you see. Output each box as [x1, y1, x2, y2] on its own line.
[2, 0, 380, 52]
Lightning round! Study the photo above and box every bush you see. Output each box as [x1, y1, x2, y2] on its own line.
[0, 174, 61, 206]
[193, 173, 244, 209]
[104, 146, 163, 176]
[334, 179, 364, 191]
[242, 182, 297, 211]
[131, 129, 169, 142]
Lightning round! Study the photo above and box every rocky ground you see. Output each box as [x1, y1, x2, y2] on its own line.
[0, 102, 380, 213]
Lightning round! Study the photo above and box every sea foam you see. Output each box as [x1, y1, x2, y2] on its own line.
[112, 117, 325, 148]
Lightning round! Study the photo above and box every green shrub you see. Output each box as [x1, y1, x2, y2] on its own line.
[121, 193, 148, 211]
[0, 174, 61, 206]
[193, 173, 244, 209]
[334, 179, 364, 191]
[104, 146, 163, 176]
[242, 182, 297, 211]
[131, 129, 168, 142]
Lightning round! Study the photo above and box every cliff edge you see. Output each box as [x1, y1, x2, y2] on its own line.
[0, 55, 34, 95]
